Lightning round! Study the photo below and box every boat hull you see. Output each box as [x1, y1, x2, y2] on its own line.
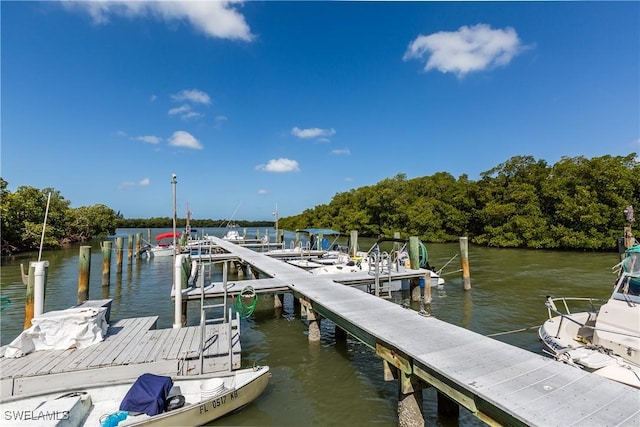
[0, 366, 271, 427]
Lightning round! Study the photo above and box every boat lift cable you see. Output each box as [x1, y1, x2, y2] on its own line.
[233, 285, 258, 319]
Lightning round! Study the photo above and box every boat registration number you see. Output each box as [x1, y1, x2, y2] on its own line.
[199, 390, 239, 413]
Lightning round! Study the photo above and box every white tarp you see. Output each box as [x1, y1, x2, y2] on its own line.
[3, 306, 108, 358]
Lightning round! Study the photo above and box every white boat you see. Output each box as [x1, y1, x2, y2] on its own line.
[308, 237, 445, 289]
[222, 224, 244, 242]
[538, 246, 640, 389]
[0, 366, 270, 426]
[149, 232, 179, 258]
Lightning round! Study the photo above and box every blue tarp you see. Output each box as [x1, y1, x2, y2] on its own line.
[119, 373, 173, 416]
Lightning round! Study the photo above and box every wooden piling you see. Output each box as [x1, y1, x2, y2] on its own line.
[307, 309, 321, 342]
[23, 263, 36, 330]
[77, 245, 91, 304]
[397, 374, 424, 427]
[115, 237, 124, 274]
[459, 237, 471, 290]
[136, 232, 142, 256]
[409, 237, 421, 302]
[350, 230, 359, 256]
[127, 234, 134, 260]
[102, 241, 112, 286]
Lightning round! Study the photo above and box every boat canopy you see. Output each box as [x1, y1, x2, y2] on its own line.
[155, 231, 180, 241]
[297, 228, 343, 236]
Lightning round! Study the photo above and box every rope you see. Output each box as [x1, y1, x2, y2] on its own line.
[486, 325, 541, 337]
[233, 285, 258, 318]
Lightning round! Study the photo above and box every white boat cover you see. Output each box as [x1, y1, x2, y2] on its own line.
[3, 307, 108, 358]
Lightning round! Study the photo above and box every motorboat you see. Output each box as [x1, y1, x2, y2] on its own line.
[539, 245, 640, 389]
[222, 224, 244, 242]
[0, 366, 270, 426]
[149, 232, 179, 257]
[308, 237, 445, 288]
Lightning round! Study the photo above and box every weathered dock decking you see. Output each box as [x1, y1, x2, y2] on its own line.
[0, 304, 240, 398]
[206, 237, 640, 426]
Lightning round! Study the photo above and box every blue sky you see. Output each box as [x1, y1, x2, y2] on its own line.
[2, 1, 638, 221]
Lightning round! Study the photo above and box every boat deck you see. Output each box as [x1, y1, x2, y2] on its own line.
[1, 312, 240, 397]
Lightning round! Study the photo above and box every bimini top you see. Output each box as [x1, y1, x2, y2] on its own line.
[155, 231, 180, 241]
[297, 228, 343, 236]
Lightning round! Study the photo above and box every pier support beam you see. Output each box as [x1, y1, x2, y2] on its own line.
[115, 237, 124, 274]
[300, 298, 321, 342]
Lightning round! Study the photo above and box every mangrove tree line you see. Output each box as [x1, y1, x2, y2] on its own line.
[279, 154, 640, 250]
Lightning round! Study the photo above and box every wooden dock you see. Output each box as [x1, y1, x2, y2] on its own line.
[206, 237, 640, 426]
[0, 302, 240, 398]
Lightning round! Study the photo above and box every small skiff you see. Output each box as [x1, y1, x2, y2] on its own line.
[0, 366, 270, 426]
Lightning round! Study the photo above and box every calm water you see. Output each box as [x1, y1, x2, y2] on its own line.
[0, 228, 619, 426]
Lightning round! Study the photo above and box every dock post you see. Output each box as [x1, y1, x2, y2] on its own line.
[459, 237, 471, 290]
[408, 237, 421, 302]
[127, 234, 134, 261]
[32, 261, 48, 318]
[23, 263, 36, 330]
[136, 232, 142, 256]
[307, 309, 322, 342]
[77, 245, 91, 304]
[102, 241, 112, 286]
[350, 230, 359, 256]
[398, 375, 424, 427]
[295, 231, 300, 248]
[23, 261, 49, 329]
[173, 253, 186, 328]
[115, 237, 124, 274]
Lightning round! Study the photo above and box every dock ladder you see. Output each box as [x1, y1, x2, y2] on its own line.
[197, 260, 239, 374]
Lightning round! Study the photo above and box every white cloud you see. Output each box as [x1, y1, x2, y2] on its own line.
[403, 24, 525, 78]
[150, 94, 157, 102]
[168, 104, 191, 116]
[135, 135, 162, 144]
[168, 130, 203, 149]
[255, 158, 300, 173]
[172, 89, 211, 105]
[168, 104, 203, 120]
[62, 1, 254, 41]
[291, 126, 336, 139]
[331, 148, 351, 155]
[214, 115, 228, 128]
[257, 189, 268, 195]
[118, 178, 150, 189]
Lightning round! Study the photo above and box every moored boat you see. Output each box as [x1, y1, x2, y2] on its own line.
[539, 245, 640, 389]
[149, 232, 180, 258]
[0, 366, 270, 426]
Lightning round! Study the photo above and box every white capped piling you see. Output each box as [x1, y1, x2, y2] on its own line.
[459, 237, 471, 290]
[32, 261, 48, 317]
[173, 253, 186, 328]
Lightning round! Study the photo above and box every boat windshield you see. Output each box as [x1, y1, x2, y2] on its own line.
[612, 272, 640, 303]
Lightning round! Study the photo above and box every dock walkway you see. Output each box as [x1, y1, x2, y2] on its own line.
[209, 237, 640, 426]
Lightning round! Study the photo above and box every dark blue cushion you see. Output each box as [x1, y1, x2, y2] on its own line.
[119, 373, 173, 416]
